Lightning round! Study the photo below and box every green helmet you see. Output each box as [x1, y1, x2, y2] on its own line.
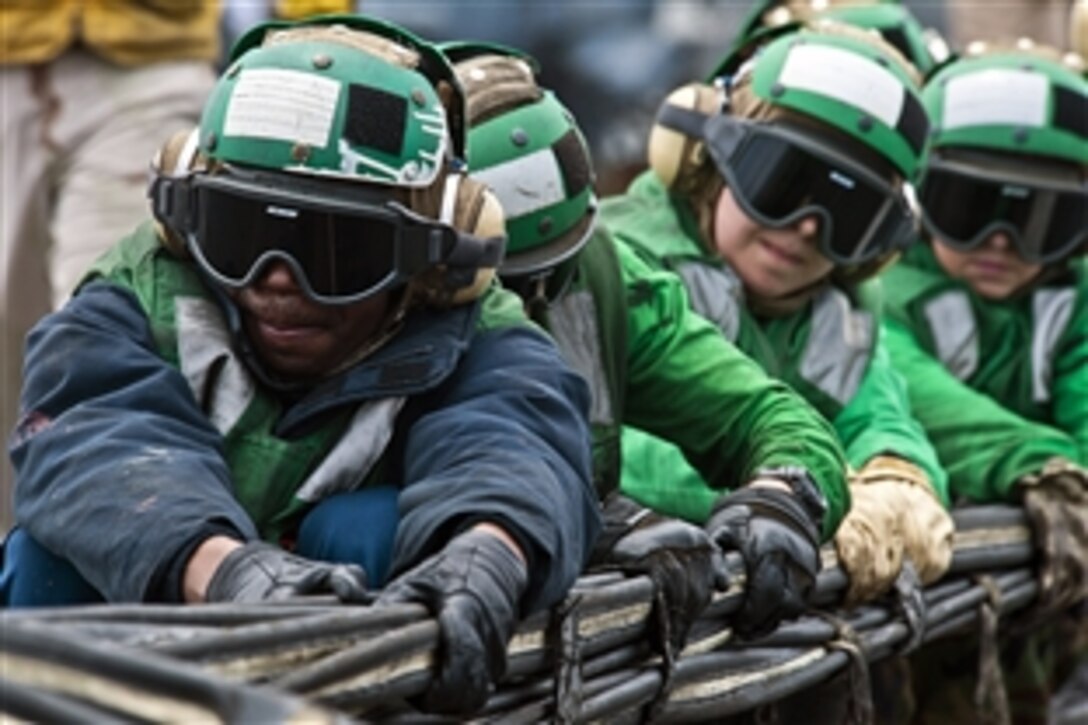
[151, 18, 507, 309]
[914, 46, 1087, 264]
[734, 25, 929, 179]
[820, 4, 947, 75]
[452, 50, 597, 282]
[727, 1, 946, 76]
[922, 49, 1088, 165]
[202, 16, 463, 187]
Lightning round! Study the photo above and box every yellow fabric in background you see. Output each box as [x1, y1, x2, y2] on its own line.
[275, 0, 354, 20]
[1, 1, 220, 66]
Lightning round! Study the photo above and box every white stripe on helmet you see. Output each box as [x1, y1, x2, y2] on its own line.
[942, 68, 1049, 131]
[778, 43, 907, 128]
[224, 68, 341, 148]
[473, 147, 565, 219]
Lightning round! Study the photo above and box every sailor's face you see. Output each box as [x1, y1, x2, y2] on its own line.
[230, 260, 392, 378]
[931, 232, 1043, 300]
[712, 187, 835, 299]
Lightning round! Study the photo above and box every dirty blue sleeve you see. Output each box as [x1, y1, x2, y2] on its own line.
[392, 325, 601, 614]
[9, 282, 259, 602]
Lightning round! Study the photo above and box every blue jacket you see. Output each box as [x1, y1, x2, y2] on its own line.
[11, 275, 599, 612]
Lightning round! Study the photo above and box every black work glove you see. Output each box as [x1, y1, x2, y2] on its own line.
[591, 493, 729, 658]
[205, 541, 370, 604]
[705, 487, 821, 639]
[1017, 459, 1088, 614]
[377, 529, 528, 716]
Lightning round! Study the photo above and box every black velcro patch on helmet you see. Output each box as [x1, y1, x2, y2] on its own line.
[896, 93, 929, 155]
[1053, 86, 1088, 140]
[344, 84, 407, 156]
[553, 129, 592, 195]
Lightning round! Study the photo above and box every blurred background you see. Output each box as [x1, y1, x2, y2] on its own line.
[223, 1, 1078, 195]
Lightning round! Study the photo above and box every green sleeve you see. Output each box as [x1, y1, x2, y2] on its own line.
[620, 429, 719, 525]
[831, 328, 951, 506]
[476, 282, 540, 333]
[1050, 274, 1088, 464]
[616, 241, 848, 537]
[883, 318, 1080, 502]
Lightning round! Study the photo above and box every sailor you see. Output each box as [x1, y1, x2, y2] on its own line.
[0, 16, 601, 717]
[604, 23, 955, 609]
[880, 42, 1088, 722]
[450, 44, 850, 644]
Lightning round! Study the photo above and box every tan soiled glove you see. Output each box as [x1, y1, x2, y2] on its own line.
[1016, 458, 1088, 614]
[835, 456, 954, 605]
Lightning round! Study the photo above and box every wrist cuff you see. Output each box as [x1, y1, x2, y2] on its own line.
[753, 466, 826, 531]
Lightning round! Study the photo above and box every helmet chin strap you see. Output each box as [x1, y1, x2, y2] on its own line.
[524, 275, 553, 326]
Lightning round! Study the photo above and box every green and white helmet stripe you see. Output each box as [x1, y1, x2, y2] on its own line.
[468, 91, 595, 273]
[922, 51, 1088, 164]
[744, 28, 929, 178]
[228, 15, 468, 160]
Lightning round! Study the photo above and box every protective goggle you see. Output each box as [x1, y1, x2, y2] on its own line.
[150, 167, 503, 304]
[918, 159, 1088, 264]
[701, 115, 916, 265]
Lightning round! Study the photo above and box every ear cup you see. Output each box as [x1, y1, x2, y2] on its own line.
[150, 127, 205, 257]
[409, 173, 504, 307]
[647, 83, 723, 195]
[449, 175, 503, 304]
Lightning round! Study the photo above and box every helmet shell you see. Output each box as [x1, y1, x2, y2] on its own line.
[727, 1, 942, 76]
[468, 90, 595, 273]
[744, 27, 928, 178]
[201, 39, 448, 188]
[200, 15, 470, 188]
[922, 51, 1088, 165]
[820, 4, 940, 75]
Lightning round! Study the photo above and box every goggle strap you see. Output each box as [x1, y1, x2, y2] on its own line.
[1024, 193, 1059, 248]
[655, 103, 712, 140]
[444, 232, 504, 268]
[149, 174, 194, 236]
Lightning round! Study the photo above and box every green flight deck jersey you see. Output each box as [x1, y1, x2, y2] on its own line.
[882, 243, 1087, 502]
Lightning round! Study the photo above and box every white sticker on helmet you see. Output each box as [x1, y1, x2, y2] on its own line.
[778, 44, 905, 127]
[942, 69, 1048, 130]
[224, 69, 341, 148]
[473, 147, 565, 219]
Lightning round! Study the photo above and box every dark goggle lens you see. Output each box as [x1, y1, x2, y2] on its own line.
[729, 134, 905, 263]
[1043, 193, 1088, 258]
[194, 186, 399, 299]
[920, 168, 1088, 263]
